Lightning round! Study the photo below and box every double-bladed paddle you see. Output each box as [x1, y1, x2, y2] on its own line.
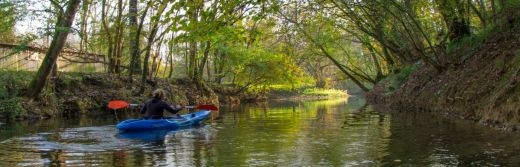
[107, 100, 218, 111]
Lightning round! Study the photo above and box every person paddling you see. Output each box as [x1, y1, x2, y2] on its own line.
[141, 89, 182, 119]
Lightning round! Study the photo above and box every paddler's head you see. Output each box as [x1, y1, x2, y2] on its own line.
[152, 89, 165, 99]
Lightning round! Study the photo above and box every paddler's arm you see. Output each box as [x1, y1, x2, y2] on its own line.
[165, 103, 182, 114]
[140, 103, 147, 114]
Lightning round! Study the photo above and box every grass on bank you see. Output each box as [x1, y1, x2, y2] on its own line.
[268, 84, 349, 98]
[302, 88, 348, 97]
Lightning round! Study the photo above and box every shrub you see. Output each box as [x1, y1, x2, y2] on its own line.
[0, 97, 26, 118]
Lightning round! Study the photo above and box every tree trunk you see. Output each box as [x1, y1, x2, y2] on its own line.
[79, 0, 90, 53]
[213, 49, 226, 84]
[188, 41, 197, 80]
[437, 0, 471, 41]
[491, 0, 497, 24]
[138, 22, 159, 94]
[101, 0, 115, 72]
[113, 0, 124, 73]
[168, 37, 175, 78]
[128, 0, 141, 76]
[187, 0, 201, 80]
[138, 2, 166, 94]
[195, 41, 211, 84]
[367, 45, 384, 81]
[27, 0, 81, 98]
[152, 37, 164, 78]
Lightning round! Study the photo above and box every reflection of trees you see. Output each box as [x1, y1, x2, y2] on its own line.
[118, 128, 215, 166]
[379, 112, 520, 166]
[0, 98, 393, 166]
[297, 100, 391, 166]
[112, 150, 128, 167]
[2, 100, 520, 166]
[315, 106, 327, 122]
[50, 149, 65, 166]
[133, 150, 145, 166]
[231, 98, 392, 166]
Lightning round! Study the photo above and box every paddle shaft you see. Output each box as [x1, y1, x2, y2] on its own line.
[108, 100, 218, 110]
[128, 104, 198, 109]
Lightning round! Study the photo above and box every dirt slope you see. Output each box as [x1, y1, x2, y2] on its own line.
[367, 23, 520, 131]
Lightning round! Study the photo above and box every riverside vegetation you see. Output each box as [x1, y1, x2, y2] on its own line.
[1, 1, 519, 132]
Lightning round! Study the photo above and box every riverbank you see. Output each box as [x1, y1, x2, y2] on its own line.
[0, 72, 219, 119]
[0, 71, 348, 119]
[367, 21, 520, 131]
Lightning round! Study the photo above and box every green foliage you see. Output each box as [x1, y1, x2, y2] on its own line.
[0, 1, 18, 41]
[397, 65, 417, 82]
[0, 70, 34, 98]
[302, 88, 348, 97]
[58, 72, 83, 87]
[378, 64, 417, 93]
[446, 26, 494, 53]
[503, 0, 520, 8]
[227, 45, 309, 90]
[0, 97, 26, 118]
[0, 70, 34, 118]
[269, 82, 315, 91]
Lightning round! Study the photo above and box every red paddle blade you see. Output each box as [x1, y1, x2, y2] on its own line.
[108, 100, 129, 110]
[196, 104, 218, 110]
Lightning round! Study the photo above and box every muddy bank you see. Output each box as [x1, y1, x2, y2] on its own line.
[367, 25, 520, 131]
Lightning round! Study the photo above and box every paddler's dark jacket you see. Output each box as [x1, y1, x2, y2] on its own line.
[140, 97, 181, 119]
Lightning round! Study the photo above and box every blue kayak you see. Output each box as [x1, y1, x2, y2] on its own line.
[116, 110, 211, 131]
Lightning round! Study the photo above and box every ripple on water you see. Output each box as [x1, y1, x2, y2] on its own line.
[0, 124, 217, 166]
[0, 126, 139, 153]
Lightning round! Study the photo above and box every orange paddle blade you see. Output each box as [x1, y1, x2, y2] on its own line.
[108, 100, 129, 110]
[196, 104, 218, 110]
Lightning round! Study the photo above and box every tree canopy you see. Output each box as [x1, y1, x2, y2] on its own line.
[0, 0, 518, 98]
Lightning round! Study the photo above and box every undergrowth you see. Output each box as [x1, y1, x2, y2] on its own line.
[446, 26, 494, 54]
[0, 70, 33, 118]
[378, 63, 418, 93]
[0, 97, 26, 118]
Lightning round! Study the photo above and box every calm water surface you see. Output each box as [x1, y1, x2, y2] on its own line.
[0, 96, 519, 166]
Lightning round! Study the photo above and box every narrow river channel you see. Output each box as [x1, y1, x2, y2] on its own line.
[0, 96, 519, 166]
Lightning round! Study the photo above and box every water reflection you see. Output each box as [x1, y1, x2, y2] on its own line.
[380, 111, 520, 166]
[0, 125, 217, 166]
[0, 96, 519, 166]
[208, 97, 391, 166]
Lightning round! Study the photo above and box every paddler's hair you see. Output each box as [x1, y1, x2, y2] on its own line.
[152, 89, 165, 99]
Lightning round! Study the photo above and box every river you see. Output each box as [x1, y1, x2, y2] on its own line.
[0, 96, 519, 166]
